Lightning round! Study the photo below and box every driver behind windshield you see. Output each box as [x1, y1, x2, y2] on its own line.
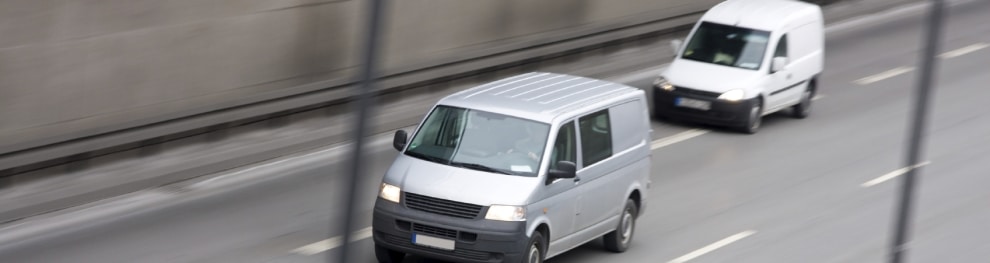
[504, 124, 544, 162]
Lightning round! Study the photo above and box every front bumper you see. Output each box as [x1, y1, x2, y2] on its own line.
[372, 198, 529, 263]
[653, 85, 757, 127]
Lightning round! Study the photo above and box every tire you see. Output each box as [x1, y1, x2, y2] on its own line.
[604, 199, 638, 253]
[525, 231, 547, 263]
[739, 99, 762, 134]
[791, 81, 814, 119]
[375, 244, 404, 263]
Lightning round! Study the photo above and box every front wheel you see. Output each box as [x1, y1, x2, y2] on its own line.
[604, 199, 638, 252]
[739, 99, 763, 134]
[525, 232, 547, 263]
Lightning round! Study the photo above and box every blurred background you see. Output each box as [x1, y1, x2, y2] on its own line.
[1, 0, 988, 262]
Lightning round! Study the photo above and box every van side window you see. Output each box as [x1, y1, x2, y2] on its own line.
[579, 110, 612, 167]
[550, 121, 577, 170]
[774, 34, 788, 58]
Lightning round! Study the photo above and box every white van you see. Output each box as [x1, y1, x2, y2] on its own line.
[372, 72, 652, 263]
[653, 0, 824, 133]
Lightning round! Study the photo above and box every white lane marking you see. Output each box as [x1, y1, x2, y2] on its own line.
[938, 43, 989, 59]
[291, 227, 374, 256]
[861, 161, 932, 187]
[651, 129, 710, 150]
[0, 190, 173, 249]
[190, 138, 393, 190]
[854, 67, 915, 85]
[812, 94, 825, 101]
[668, 230, 757, 263]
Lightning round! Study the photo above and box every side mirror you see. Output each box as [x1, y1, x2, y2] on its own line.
[547, 161, 576, 184]
[771, 56, 788, 73]
[670, 39, 684, 54]
[393, 130, 408, 151]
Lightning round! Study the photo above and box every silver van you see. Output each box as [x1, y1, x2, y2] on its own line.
[372, 72, 652, 263]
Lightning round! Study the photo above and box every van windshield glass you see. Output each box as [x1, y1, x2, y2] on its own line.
[405, 105, 549, 177]
[681, 22, 770, 70]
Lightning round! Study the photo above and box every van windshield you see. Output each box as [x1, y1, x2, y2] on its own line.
[681, 22, 770, 70]
[405, 105, 549, 177]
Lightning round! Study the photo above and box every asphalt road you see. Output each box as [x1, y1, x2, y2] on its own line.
[2, 0, 990, 262]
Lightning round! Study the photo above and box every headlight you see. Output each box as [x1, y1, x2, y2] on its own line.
[718, 89, 745, 101]
[379, 183, 401, 203]
[653, 76, 674, 91]
[485, 205, 526, 221]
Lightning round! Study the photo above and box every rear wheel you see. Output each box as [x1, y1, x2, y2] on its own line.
[375, 244, 404, 263]
[791, 81, 815, 119]
[525, 232, 547, 263]
[604, 199, 638, 252]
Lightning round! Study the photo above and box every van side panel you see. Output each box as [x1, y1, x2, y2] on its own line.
[774, 10, 823, 108]
[787, 19, 824, 80]
[547, 96, 652, 259]
[579, 99, 649, 228]
[610, 99, 649, 152]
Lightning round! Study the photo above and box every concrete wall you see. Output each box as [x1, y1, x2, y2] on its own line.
[0, 0, 718, 152]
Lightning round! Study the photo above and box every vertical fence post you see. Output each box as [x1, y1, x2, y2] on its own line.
[890, 1, 944, 262]
[334, 0, 386, 262]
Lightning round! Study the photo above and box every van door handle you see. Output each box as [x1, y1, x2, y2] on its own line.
[787, 74, 792, 80]
[573, 177, 581, 183]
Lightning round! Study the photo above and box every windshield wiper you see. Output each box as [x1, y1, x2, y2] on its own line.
[405, 151, 448, 164]
[450, 162, 511, 175]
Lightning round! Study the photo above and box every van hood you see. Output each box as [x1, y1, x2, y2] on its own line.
[385, 155, 539, 207]
[664, 59, 764, 93]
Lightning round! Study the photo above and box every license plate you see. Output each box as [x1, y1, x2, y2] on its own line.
[675, 97, 711, 110]
[412, 233, 455, 251]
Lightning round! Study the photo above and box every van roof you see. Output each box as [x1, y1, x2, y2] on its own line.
[702, 0, 822, 31]
[439, 72, 641, 123]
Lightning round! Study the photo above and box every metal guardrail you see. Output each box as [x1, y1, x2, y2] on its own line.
[0, 11, 705, 182]
[0, 0, 840, 183]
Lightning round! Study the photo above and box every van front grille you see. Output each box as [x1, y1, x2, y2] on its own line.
[404, 192, 483, 219]
[673, 86, 721, 98]
[413, 223, 458, 239]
